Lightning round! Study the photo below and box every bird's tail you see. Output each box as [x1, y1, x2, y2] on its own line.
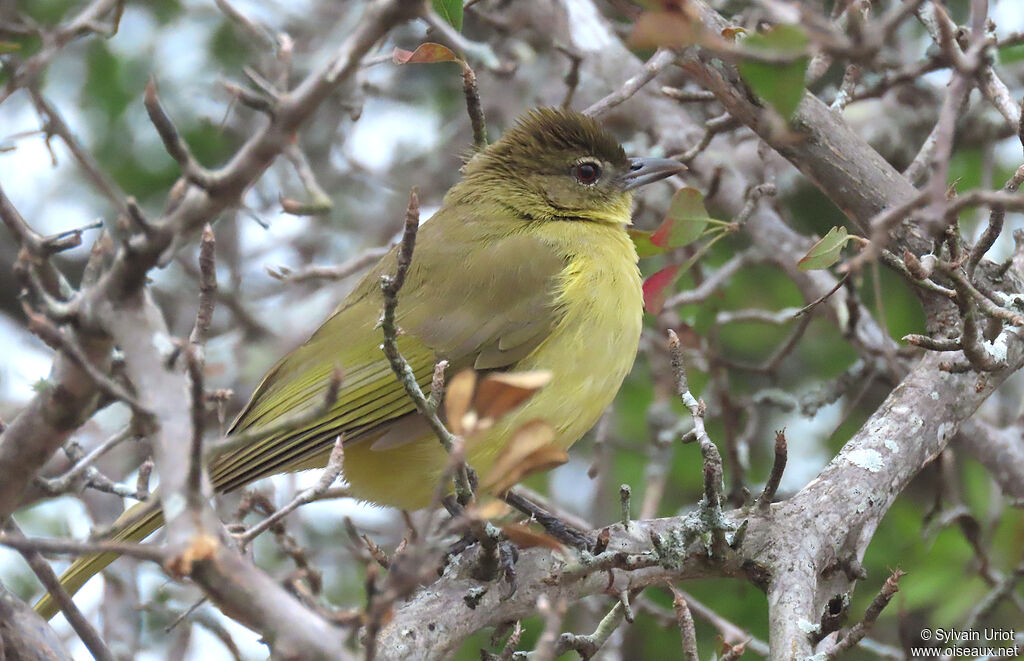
[34, 498, 164, 620]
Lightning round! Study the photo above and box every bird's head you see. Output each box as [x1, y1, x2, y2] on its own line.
[451, 107, 685, 225]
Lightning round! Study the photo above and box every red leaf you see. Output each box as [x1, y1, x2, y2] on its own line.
[642, 264, 680, 315]
[392, 43, 461, 65]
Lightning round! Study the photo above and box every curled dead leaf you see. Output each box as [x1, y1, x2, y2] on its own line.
[483, 419, 565, 495]
[501, 522, 565, 552]
[472, 370, 552, 425]
[444, 369, 477, 435]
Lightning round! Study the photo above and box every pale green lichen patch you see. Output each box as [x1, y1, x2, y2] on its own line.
[845, 448, 884, 472]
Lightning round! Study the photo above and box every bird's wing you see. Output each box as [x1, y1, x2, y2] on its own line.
[212, 215, 564, 491]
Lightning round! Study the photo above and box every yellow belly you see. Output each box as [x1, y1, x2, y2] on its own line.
[340, 226, 643, 510]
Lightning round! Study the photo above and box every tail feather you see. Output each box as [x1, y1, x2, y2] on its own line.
[34, 499, 164, 620]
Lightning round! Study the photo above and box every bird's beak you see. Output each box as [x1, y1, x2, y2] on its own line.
[621, 157, 687, 190]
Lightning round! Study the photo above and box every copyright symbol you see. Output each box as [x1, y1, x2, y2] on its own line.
[921, 628, 932, 641]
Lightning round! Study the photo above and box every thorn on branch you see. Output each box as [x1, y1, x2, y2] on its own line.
[619, 484, 631, 525]
[136, 457, 153, 500]
[124, 196, 155, 235]
[661, 86, 717, 104]
[144, 78, 219, 191]
[267, 246, 389, 285]
[188, 224, 217, 349]
[902, 334, 961, 351]
[39, 219, 103, 256]
[556, 44, 583, 108]
[461, 62, 487, 151]
[281, 143, 332, 216]
[757, 428, 787, 511]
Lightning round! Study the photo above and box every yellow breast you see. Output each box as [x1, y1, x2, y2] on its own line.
[342, 223, 642, 509]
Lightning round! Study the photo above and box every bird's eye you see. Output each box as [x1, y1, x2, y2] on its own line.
[574, 161, 601, 185]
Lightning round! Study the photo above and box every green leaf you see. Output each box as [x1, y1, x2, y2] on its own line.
[797, 226, 852, 271]
[210, 19, 253, 70]
[737, 24, 809, 119]
[651, 187, 716, 249]
[999, 42, 1024, 64]
[628, 229, 664, 258]
[85, 41, 133, 120]
[432, 0, 463, 32]
[0, 41, 20, 54]
[392, 43, 461, 65]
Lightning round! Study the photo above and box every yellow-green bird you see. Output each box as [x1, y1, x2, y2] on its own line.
[36, 107, 684, 618]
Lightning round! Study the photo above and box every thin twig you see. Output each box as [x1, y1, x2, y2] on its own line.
[37, 426, 136, 493]
[206, 370, 341, 459]
[379, 189, 473, 504]
[823, 569, 905, 658]
[668, 330, 728, 558]
[144, 78, 218, 190]
[555, 600, 629, 659]
[584, 48, 676, 117]
[531, 595, 568, 661]
[758, 429, 787, 511]
[236, 435, 346, 546]
[189, 224, 217, 348]
[4, 520, 117, 661]
[0, 532, 166, 563]
[461, 62, 487, 150]
[185, 346, 207, 512]
[967, 164, 1024, 276]
[268, 246, 390, 284]
[669, 584, 700, 661]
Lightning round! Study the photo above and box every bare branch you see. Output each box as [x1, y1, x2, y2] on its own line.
[3, 520, 116, 661]
[235, 434, 345, 546]
[757, 429, 787, 512]
[379, 189, 472, 504]
[144, 79, 219, 191]
[670, 585, 700, 661]
[822, 569, 904, 658]
[584, 48, 676, 117]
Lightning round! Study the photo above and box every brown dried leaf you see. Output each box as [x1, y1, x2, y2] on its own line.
[444, 369, 476, 436]
[473, 370, 552, 423]
[501, 522, 565, 552]
[487, 419, 556, 480]
[484, 420, 565, 495]
[629, 6, 729, 50]
[472, 499, 513, 520]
